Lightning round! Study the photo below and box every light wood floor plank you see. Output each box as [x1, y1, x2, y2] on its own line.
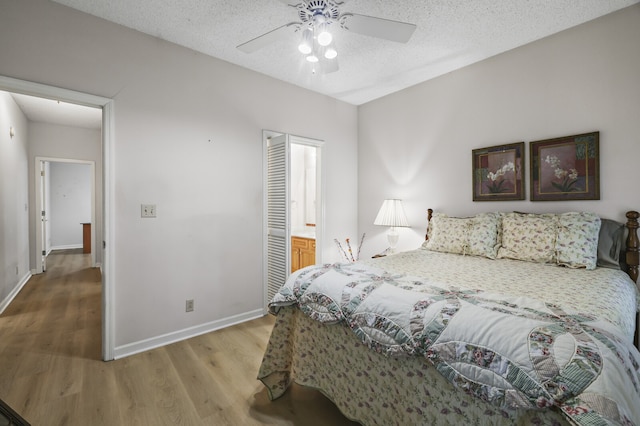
[0, 249, 358, 425]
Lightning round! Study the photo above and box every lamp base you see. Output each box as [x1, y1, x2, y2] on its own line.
[387, 227, 399, 254]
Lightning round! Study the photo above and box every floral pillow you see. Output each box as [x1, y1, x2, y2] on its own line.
[425, 213, 501, 258]
[424, 214, 469, 255]
[556, 212, 601, 269]
[497, 213, 558, 263]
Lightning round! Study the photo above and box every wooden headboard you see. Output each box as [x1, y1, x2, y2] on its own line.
[424, 209, 640, 284]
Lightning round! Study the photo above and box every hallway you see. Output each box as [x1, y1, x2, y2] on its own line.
[0, 249, 102, 423]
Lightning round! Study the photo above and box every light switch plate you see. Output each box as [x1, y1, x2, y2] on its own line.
[141, 204, 156, 218]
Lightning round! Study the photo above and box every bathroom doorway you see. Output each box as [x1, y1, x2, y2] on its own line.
[263, 131, 323, 307]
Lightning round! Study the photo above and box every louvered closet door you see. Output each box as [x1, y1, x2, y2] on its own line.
[266, 135, 290, 302]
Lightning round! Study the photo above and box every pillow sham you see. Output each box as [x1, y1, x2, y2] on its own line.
[497, 213, 557, 263]
[555, 212, 601, 270]
[424, 213, 500, 258]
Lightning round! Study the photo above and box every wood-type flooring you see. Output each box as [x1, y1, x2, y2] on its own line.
[0, 249, 358, 425]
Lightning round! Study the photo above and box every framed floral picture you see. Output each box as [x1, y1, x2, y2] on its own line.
[472, 142, 525, 201]
[530, 131, 599, 201]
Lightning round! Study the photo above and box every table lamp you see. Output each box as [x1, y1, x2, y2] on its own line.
[374, 199, 409, 253]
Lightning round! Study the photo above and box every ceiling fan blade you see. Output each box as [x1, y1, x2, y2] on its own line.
[340, 13, 416, 43]
[237, 23, 298, 53]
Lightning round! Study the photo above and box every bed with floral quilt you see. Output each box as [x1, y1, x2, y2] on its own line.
[258, 211, 640, 425]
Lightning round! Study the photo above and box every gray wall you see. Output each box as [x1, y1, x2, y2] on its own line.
[358, 4, 640, 257]
[0, 92, 30, 312]
[49, 162, 91, 249]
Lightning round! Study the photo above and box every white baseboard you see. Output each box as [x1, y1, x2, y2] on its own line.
[0, 271, 32, 314]
[113, 309, 265, 359]
[51, 244, 83, 250]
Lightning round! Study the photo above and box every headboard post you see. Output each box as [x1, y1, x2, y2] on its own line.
[626, 210, 639, 284]
[425, 208, 433, 241]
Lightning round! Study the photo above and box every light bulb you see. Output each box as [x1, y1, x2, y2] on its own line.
[298, 43, 312, 54]
[306, 55, 319, 63]
[324, 48, 337, 59]
[315, 21, 332, 47]
[298, 28, 313, 54]
[317, 30, 332, 46]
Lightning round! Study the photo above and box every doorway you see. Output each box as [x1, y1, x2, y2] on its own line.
[35, 158, 96, 273]
[263, 131, 324, 307]
[0, 75, 115, 361]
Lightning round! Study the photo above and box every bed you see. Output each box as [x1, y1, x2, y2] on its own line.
[258, 210, 640, 425]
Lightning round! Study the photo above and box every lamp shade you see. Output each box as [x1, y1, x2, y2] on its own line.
[373, 199, 409, 227]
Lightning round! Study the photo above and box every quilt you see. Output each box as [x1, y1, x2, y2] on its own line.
[269, 262, 640, 425]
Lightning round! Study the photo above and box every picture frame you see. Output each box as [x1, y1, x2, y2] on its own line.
[472, 142, 525, 201]
[530, 131, 599, 201]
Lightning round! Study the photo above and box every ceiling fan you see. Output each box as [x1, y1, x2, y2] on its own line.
[236, 0, 417, 74]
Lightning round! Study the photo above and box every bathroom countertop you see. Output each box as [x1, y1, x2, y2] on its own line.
[291, 231, 316, 239]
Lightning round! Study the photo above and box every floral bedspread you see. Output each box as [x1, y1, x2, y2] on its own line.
[268, 261, 640, 425]
[361, 249, 639, 341]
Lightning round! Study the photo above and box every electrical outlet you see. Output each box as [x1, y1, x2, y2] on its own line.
[141, 204, 156, 218]
[185, 299, 194, 312]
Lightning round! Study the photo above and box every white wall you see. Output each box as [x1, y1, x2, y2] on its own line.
[0, 0, 358, 354]
[0, 91, 30, 312]
[28, 122, 102, 263]
[49, 162, 91, 249]
[358, 4, 640, 258]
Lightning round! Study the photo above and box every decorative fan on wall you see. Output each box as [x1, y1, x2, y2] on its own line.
[237, 0, 417, 74]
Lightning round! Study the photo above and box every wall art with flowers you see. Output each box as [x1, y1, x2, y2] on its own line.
[530, 131, 599, 201]
[472, 142, 525, 201]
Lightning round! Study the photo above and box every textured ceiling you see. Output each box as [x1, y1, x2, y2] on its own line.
[45, 0, 640, 105]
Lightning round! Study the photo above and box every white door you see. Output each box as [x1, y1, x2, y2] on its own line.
[40, 161, 48, 271]
[265, 134, 290, 303]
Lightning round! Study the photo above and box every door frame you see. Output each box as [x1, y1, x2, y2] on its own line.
[35, 157, 96, 272]
[0, 75, 115, 361]
[262, 130, 324, 311]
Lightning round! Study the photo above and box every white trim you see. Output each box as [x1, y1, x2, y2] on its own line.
[0, 272, 32, 315]
[0, 75, 111, 108]
[289, 134, 325, 266]
[0, 75, 115, 361]
[113, 310, 265, 359]
[262, 131, 269, 314]
[102, 100, 115, 361]
[50, 244, 83, 250]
